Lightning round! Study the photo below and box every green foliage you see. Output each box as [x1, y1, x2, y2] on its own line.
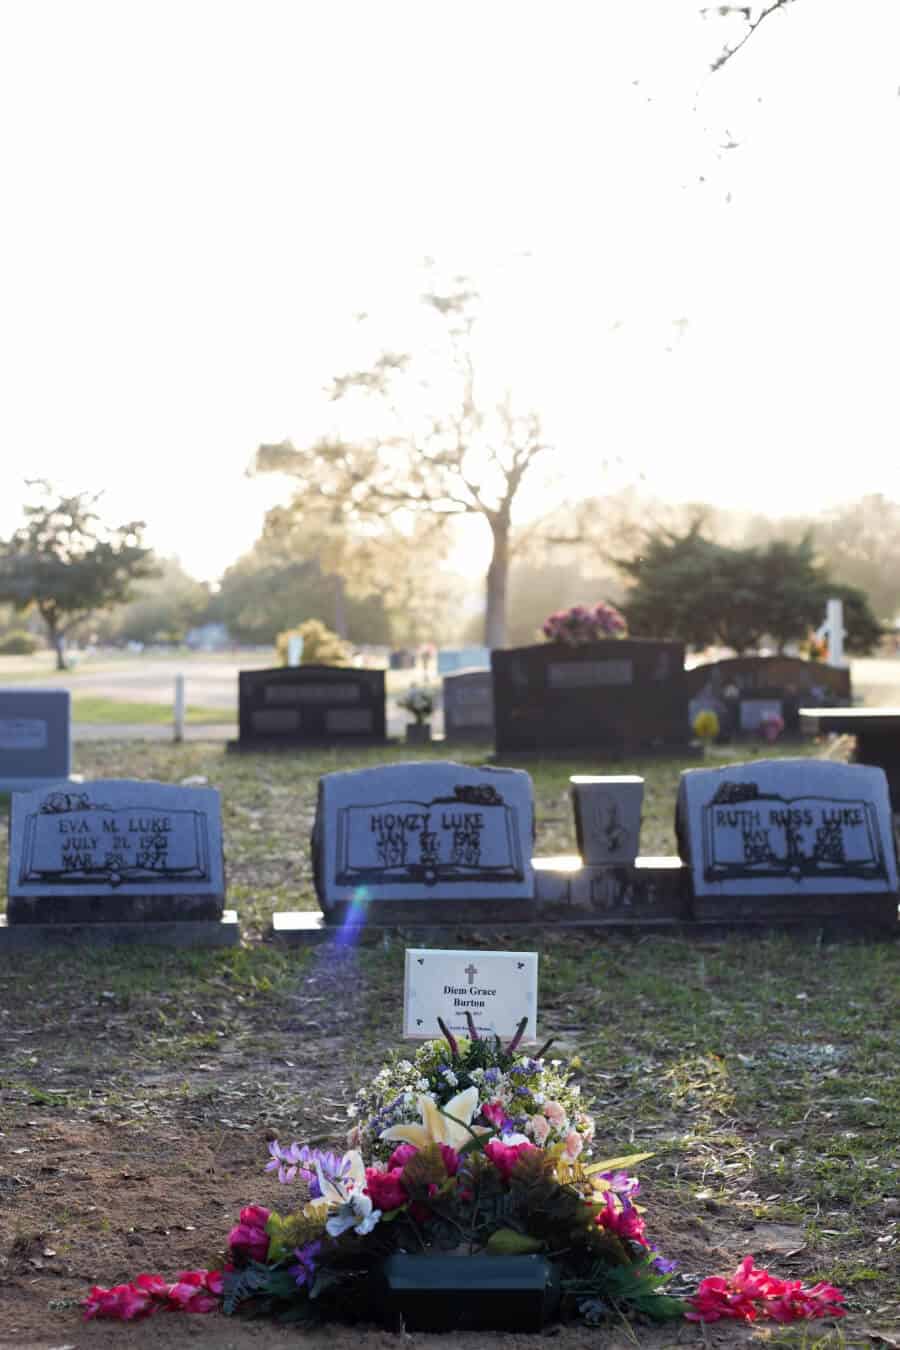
[265, 1208, 325, 1265]
[0, 628, 40, 655]
[275, 618, 351, 666]
[565, 1261, 685, 1323]
[94, 557, 210, 645]
[215, 531, 391, 647]
[222, 1261, 274, 1315]
[826, 582, 884, 655]
[615, 519, 881, 654]
[0, 481, 156, 667]
[484, 1227, 544, 1254]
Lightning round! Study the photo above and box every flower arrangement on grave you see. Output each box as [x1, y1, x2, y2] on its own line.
[542, 602, 627, 645]
[81, 1017, 847, 1331]
[692, 709, 720, 746]
[804, 632, 828, 662]
[396, 685, 434, 725]
[760, 710, 785, 744]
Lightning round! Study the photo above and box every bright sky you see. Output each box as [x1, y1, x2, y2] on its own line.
[1, 0, 898, 582]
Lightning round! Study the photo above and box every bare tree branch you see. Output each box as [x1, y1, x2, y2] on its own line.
[706, 0, 796, 73]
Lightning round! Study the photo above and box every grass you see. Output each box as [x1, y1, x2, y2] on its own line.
[70, 695, 233, 724]
[0, 738, 896, 1340]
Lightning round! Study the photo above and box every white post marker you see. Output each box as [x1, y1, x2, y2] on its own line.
[174, 674, 185, 743]
[816, 597, 846, 668]
[287, 635, 304, 666]
[404, 948, 538, 1042]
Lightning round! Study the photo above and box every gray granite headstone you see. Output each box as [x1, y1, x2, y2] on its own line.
[311, 760, 534, 914]
[570, 775, 644, 865]
[0, 688, 71, 793]
[442, 669, 495, 742]
[7, 779, 225, 923]
[676, 758, 898, 903]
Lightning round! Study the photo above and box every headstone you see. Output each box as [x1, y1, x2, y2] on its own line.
[570, 775, 644, 865]
[738, 698, 784, 734]
[442, 668, 495, 742]
[6, 779, 227, 926]
[403, 947, 538, 1041]
[676, 758, 899, 923]
[491, 640, 689, 755]
[437, 646, 491, 676]
[0, 688, 71, 793]
[230, 665, 386, 749]
[311, 759, 535, 919]
[685, 656, 850, 740]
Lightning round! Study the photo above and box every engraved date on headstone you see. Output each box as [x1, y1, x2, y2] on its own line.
[19, 804, 210, 886]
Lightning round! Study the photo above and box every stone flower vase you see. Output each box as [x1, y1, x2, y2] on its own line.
[405, 721, 432, 745]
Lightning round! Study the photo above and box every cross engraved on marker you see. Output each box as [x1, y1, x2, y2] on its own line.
[464, 962, 478, 986]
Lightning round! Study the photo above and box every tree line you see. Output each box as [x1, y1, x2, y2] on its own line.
[0, 478, 889, 669]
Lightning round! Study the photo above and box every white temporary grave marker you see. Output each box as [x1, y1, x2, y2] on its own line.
[403, 948, 538, 1042]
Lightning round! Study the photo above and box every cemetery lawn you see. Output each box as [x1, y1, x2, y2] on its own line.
[70, 697, 233, 725]
[0, 740, 897, 1349]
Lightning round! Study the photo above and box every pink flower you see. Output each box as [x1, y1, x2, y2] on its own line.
[594, 1195, 648, 1247]
[543, 1100, 566, 1127]
[388, 1142, 419, 1170]
[167, 1270, 222, 1313]
[483, 1139, 537, 1181]
[528, 1114, 551, 1146]
[204, 1269, 225, 1297]
[685, 1278, 759, 1322]
[365, 1165, 408, 1212]
[481, 1100, 511, 1131]
[686, 1259, 846, 1324]
[82, 1279, 158, 1321]
[227, 1204, 271, 1263]
[438, 1143, 460, 1176]
[564, 1130, 583, 1160]
[82, 1270, 224, 1320]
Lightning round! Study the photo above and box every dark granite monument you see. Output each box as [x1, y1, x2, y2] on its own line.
[230, 665, 386, 750]
[0, 687, 71, 793]
[676, 757, 898, 925]
[686, 656, 850, 741]
[799, 706, 900, 812]
[491, 640, 689, 755]
[2, 780, 236, 948]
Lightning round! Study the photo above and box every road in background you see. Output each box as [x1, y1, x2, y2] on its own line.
[0, 651, 435, 739]
[5, 649, 900, 739]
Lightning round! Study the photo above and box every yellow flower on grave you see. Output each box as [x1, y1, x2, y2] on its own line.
[381, 1086, 487, 1153]
[693, 710, 720, 742]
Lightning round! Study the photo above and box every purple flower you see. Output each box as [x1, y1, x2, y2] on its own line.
[289, 1240, 323, 1288]
[649, 1245, 678, 1275]
[484, 1068, 500, 1084]
[263, 1142, 344, 1192]
[594, 1170, 640, 1199]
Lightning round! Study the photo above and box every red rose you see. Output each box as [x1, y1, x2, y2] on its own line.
[483, 1139, 537, 1181]
[364, 1166, 408, 1212]
[387, 1142, 419, 1170]
[227, 1205, 271, 1263]
[438, 1143, 460, 1176]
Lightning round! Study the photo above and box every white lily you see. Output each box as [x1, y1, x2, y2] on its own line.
[314, 1149, 382, 1237]
[380, 1086, 489, 1153]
